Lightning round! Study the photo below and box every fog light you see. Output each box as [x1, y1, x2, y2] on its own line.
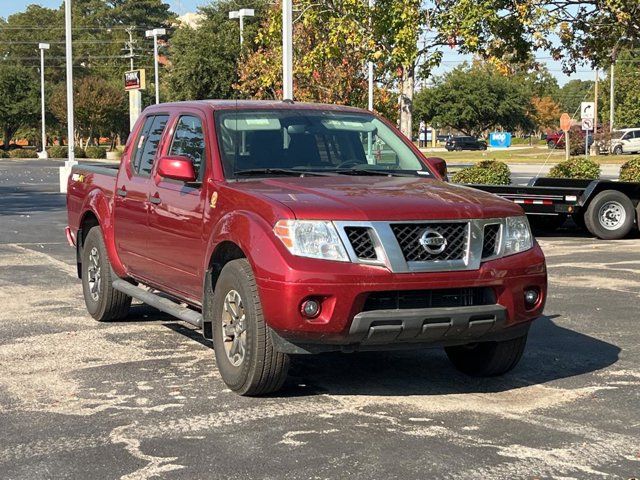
[301, 299, 321, 319]
[524, 289, 539, 308]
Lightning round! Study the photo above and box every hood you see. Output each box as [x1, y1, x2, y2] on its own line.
[229, 176, 523, 221]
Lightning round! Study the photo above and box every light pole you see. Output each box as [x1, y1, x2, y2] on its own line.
[229, 9, 254, 46]
[38, 43, 50, 159]
[146, 28, 166, 104]
[59, 0, 75, 193]
[282, 0, 293, 100]
[367, 0, 374, 111]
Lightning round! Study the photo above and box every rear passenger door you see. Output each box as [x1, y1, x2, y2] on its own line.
[114, 114, 169, 277]
[145, 113, 208, 300]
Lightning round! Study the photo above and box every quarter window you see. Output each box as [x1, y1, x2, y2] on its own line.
[169, 115, 206, 181]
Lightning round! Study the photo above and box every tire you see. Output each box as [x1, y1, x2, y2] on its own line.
[480, 144, 487, 151]
[454, 145, 463, 151]
[584, 190, 635, 240]
[81, 227, 131, 321]
[528, 214, 567, 233]
[445, 334, 528, 377]
[612, 145, 623, 155]
[547, 140, 557, 149]
[212, 259, 289, 396]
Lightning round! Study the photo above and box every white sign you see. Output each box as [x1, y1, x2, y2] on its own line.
[581, 118, 594, 131]
[581, 102, 595, 119]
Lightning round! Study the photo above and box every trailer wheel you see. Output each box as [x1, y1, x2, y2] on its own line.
[584, 190, 635, 240]
[212, 259, 290, 396]
[81, 227, 131, 321]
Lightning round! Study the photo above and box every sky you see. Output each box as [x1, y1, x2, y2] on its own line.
[3, 0, 594, 85]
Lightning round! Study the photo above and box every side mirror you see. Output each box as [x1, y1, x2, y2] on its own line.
[425, 157, 448, 180]
[157, 155, 197, 182]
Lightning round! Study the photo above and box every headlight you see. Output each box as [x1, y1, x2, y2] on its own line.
[274, 220, 349, 262]
[503, 216, 533, 256]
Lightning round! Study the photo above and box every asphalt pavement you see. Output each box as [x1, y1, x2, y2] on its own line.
[0, 158, 639, 479]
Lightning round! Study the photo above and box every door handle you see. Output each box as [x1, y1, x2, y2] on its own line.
[149, 193, 162, 205]
[116, 188, 127, 198]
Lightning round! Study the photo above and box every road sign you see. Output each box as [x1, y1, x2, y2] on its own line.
[560, 113, 572, 131]
[581, 102, 595, 119]
[124, 69, 146, 91]
[582, 118, 594, 131]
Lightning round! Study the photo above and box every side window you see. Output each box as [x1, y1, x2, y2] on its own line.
[137, 115, 169, 176]
[169, 115, 206, 181]
[131, 116, 154, 173]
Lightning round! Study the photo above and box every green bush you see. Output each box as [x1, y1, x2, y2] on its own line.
[84, 146, 107, 159]
[619, 157, 640, 182]
[451, 160, 511, 185]
[548, 157, 600, 180]
[8, 148, 38, 158]
[47, 146, 87, 158]
[0, 149, 9, 158]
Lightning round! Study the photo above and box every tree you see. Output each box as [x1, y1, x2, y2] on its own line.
[556, 80, 594, 117]
[415, 63, 533, 136]
[50, 76, 126, 147]
[0, 64, 39, 149]
[166, 1, 266, 102]
[601, 50, 640, 129]
[530, 96, 562, 133]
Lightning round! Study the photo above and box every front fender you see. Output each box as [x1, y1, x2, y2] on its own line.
[204, 210, 291, 283]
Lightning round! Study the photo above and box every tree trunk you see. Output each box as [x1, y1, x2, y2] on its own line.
[399, 65, 415, 140]
[3, 128, 10, 150]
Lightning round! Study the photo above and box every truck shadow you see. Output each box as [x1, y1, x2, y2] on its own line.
[280, 314, 621, 397]
[0, 186, 66, 216]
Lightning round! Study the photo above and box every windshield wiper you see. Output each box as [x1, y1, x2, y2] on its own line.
[333, 167, 422, 177]
[234, 168, 337, 177]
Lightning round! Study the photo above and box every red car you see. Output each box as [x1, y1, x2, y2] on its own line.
[66, 100, 547, 395]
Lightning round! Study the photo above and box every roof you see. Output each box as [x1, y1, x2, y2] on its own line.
[144, 99, 370, 114]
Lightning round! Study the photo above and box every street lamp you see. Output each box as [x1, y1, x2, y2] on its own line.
[229, 8, 254, 46]
[145, 27, 166, 104]
[367, 0, 374, 111]
[38, 43, 50, 159]
[59, 0, 75, 194]
[282, 0, 293, 100]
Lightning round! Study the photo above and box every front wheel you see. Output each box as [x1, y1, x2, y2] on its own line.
[584, 190, 635, 240]
[612, 145, 623, 155]
[81, 227, 131, 321]
[212, 259, 289, 396]
[445, 335, 527, 376]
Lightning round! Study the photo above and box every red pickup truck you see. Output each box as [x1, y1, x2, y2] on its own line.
[66, 100, 547, 395]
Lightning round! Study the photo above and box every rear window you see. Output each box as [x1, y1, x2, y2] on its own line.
[131, 115, 169, 176]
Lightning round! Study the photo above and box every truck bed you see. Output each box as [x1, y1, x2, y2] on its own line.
[66, 164, 119, 235]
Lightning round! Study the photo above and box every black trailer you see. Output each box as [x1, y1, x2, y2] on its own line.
[469, 177, 640, 240]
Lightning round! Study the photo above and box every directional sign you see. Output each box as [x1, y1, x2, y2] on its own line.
[581, 118, 594, 131]
[581, 102, 595, 119]
[560, 113, 572, 131]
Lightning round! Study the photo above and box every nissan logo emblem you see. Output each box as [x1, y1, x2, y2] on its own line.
[419, 228, 447, 255]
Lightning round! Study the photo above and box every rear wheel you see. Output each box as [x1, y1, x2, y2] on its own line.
[445, 335, 528, 376]
[212, 259, 289, 396]
[584, 190, 635, 240]
[81, 227, 131, 321]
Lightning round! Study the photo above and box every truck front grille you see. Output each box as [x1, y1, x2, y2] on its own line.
[390, 222, 468, 262]
[363, 287, 496, 311]
[344, 226, 377, 260]
[482, 223, 501, 258]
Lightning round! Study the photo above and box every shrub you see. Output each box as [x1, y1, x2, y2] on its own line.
[84, 146, 107, 159]
[619, 157, 640, 182]
[8, 148, 38, 158]
[548, 157, 600, 180]
[451, 160, 511, 185]
[47, 146, 87, 158]
[0, 149, 9, 158]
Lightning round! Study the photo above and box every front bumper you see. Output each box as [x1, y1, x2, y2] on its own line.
[257, 244, 546, 352]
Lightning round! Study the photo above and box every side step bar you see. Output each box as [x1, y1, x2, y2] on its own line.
[112, 279, 202, 328]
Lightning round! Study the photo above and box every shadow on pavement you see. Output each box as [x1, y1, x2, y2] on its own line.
[276, 314, 621, 397]
[0, 186, 65, 216]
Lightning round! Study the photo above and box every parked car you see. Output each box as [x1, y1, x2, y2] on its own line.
[610, 128, 640, 155]
[66, 100, 547, 396]
[546, 128, 594, 150]
[445, 136, 487, 151]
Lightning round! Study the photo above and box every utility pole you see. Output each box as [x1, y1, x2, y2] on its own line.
[124, 26, 137, 70]
[38, 43, 50, 159]
[609, 62, 615, 132]
[367, 0, 374, 111]
[592, 69, 599, 155]
[282, 0, 293, 100]
[59, 0, 76, 193]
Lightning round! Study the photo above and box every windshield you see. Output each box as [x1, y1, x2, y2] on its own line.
[612, 130, 626, 139]
[214, 109, 430, 178]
